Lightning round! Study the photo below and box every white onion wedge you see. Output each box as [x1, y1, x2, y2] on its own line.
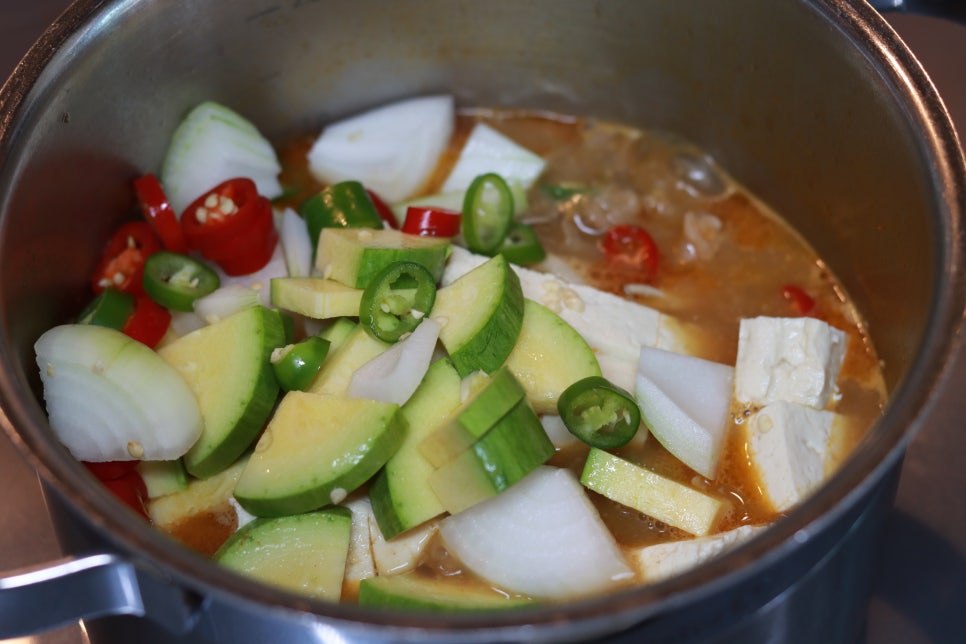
[635, 345, 734, 479]
[307, 95, 454, 203]
[35, 324, 202, 462]
[193, 284, 262, 325]
[440, 122, 546, 193]
[215, 244, 289, 306]
[439, 466, 633, 600]
[347, 318, 440, 405]
[168, 311, 206, 337]
[160, 101, 283, 215]
[279, 207, 313, 278]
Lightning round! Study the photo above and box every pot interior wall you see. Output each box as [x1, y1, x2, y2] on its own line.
[0, 0, 938, 400]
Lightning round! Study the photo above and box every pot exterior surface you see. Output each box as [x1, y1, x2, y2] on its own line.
[1, 0, 963, 642]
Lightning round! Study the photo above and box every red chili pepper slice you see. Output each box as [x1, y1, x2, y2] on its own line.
[599, 225, 660, 282]
[181, 178, 278, 276]
[101, 469, 149, 519]
[366, 189, 399, 229]
[401, 206, 462, 238]
[91, 221, 162, 295]
[133, 174, 188, 254]
[781, 285, 817, 317]
[83, 460, 139, 481]
[121, 292, 171, 348]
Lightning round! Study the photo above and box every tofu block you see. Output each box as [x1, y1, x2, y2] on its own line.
[746, 401, 838, 512]
[629, 524, 765, 583]
[734, 316, 847, 409]
[442, 246, 687, 392]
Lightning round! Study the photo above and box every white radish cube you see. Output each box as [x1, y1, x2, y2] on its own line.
[635, 346, 735, 479]
[439, 467, 633, 600]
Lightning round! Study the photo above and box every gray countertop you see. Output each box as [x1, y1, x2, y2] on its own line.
[1, 3, 963, 643]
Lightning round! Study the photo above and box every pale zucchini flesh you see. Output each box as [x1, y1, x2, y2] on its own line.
[270, 277, 364, 319]
[431, 254, 524, 377]
[157, 306, 285, 479]
[307, 325, 389, 395]
[233, 392, 405, 516]
[358, 572, 534, 611]
[369, 358, 463, 539]
[316, 228, 451, 289]
[580, 448, 723, 536]
[504, 298, 602, 414]
[214, 507, 352, 601]
[429, 398, 554, 515]
[417, 366, 526, 468]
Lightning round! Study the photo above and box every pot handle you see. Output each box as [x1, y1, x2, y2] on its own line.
[0, 553, 200, 638]
[869, 0, 966, 23]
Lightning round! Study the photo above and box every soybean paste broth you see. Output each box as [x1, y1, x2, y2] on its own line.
[177, 109, 887, 591]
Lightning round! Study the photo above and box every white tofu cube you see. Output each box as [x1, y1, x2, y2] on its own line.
[746, 401, 838, 512]
[629, 524, 765, 583]
[442, 246, 688, 392]
[734, 316, 847, 409]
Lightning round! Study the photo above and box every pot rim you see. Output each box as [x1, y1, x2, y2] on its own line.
[1, 0, 964, 637]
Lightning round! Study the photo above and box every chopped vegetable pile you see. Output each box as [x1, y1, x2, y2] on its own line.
[34, 96, 887, 608]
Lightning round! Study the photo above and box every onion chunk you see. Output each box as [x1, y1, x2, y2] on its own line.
[439, 466, 633, 600]
[307, 95, 454, 204]
[35, 324, 203, 462]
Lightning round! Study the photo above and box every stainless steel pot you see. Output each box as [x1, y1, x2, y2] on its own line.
[0, 1, 963, 642]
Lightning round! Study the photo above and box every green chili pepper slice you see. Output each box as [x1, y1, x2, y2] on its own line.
[142, 251, 221, 312]
[462, 173, 514, 255]
[77, 288, 135, 330]
[498, 222, 547, 266]
[301, 180, 383, 259]
[540, 182, 592, 201]
[272, 336, 331, 391]
[557, 376, 641, 449]
[360, 261, 437, 343]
